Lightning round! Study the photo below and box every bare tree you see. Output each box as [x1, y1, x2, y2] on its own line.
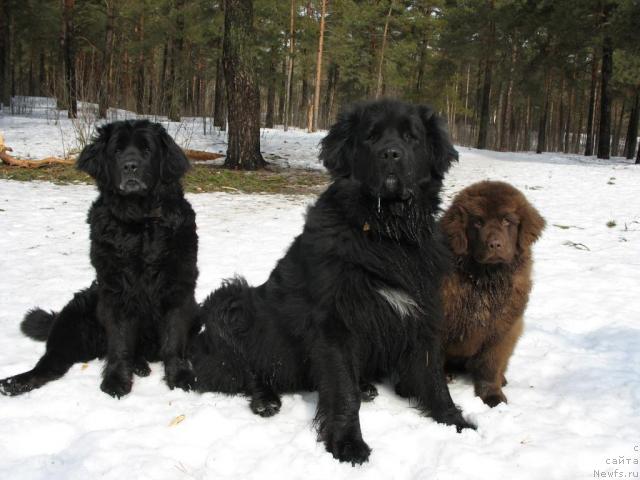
[311, 0, 327, 132]
[222, 0, 265, 169]
[375, 0, 394, 99]
[283, 0, 296, 131]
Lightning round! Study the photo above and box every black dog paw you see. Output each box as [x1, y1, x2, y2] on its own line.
[166, 368, 196, 392]
[100, 371, 132, 398]
[433, 407, 476, 433]
[0, 375, 33, 396]
[250, 394, 282, 417]
[133, 358, 151, 377]
[359, 382, 378, 402]
[326, 434, 371, 466]
[394, 381, 413, 399]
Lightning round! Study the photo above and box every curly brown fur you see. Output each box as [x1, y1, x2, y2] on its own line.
[439, 181, 545, 407]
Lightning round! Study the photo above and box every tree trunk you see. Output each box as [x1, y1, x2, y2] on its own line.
[322, 62, 338, 128]
[62, 0, 77, 118]
[624, 91, 639, 159]
[135, 14, 145, 114]
[213, 57, 226, 129]
[477, 0, 495, 150]
[611, 100, 625, 157]
[168, 0, 185, 122]
[414, 6, 432, 96]
[537, 73, 551, 154]
[597, 28, 613, 159]
[265, 45, 277, 128]
[283, 0, 295, 131]
[222, 0, 265, 170]
[0, 0, 8, 107]
[375, 0, 393, 99]
[311, 0, 327, 132]
[584, 53, 598, 156]
[98, 0, 115, 118]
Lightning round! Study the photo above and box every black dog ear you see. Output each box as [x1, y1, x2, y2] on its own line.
[319, 105, 360, 178]
[76, 123, 114, 186]
[155, 124, 190, 182]
[418, 105, 458, 179]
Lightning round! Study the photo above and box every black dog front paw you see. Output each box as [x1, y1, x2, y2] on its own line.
[133, 358, 151, 377]
[0, 375, 34, 396]
[250, 393, 282, 417]
[326, 433, 371, 465]
[432, 407, 476, 432]
[359, 383, 378, 402]
[100, 371, 132, 398]
[166, 368, 195, 392]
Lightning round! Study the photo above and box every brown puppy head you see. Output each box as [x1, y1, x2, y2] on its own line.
[440, 181, 545, 264]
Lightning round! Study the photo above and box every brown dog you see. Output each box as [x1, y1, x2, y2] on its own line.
[439, 181, 545, 407]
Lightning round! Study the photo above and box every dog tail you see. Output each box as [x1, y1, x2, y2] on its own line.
[21, 308, 56, 341]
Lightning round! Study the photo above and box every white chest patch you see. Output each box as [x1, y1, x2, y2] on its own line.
[377, 287, 422, 318]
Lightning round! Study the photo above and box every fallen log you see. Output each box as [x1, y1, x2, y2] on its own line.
[1, 133, 222, 168]
[183, 149, 224, 161]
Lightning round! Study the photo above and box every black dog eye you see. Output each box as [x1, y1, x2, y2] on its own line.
[115, 149, 122, 156]
[403, 131, 416, 142]
[144, 148, 151, 155]
[474, 219, 483, 229]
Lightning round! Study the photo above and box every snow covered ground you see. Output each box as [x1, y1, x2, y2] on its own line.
[1, 109, 640, 479]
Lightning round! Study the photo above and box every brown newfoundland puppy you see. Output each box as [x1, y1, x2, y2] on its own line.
[439, 180, 545, 407]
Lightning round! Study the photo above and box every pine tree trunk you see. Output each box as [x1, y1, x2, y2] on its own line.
[265, 46, 277, 128]
[499, 41, 517, 151]
[584, 53, 598, 156]
[537, 74, 551, 154]
[597, 30, 613, 159]
[62, 0, 77, 118]
[375, 0, 393, 99]
[624, 91, 639, 160]
[135, 14, 145, 114]
[0, 0, 8, 107]
[168, 0, 185, 122]
[283, 0, 295, 131]
[611, 100, 625, 157]
[311, 0, 327, 132]
[223, 0, 265, 170]
[213, 57, 226, 129]
[98, 1, 115, 118]
[322, 62, 338, 128]
[477, 0, 495, 150]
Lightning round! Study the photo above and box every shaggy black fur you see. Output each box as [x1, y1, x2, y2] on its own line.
[0, 120, 199, 398]
[191, 99, 474, 465]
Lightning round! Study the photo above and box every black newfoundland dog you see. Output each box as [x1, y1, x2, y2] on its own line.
[191, 99, 474, 465]
[0, 120, 199, 398]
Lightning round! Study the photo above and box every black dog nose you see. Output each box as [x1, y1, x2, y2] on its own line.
[379, 147, 403, 162]
[123, 161, 138, 174]
[488, 238, 503, 251]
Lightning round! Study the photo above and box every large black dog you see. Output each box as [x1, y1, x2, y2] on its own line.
[191, 99, 474, 465]
[0, 120, 199, 398]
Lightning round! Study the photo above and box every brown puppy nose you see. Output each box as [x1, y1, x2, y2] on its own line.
[488, 238, 503, 251]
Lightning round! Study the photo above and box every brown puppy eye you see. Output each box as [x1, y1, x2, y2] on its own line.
[502, 218, 511, 226]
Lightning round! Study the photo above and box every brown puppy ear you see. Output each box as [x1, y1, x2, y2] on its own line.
[517, 200, 546, 251]
[441, 204, 468, 256]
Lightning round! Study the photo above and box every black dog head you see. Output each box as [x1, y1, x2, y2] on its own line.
[320, 99, 458, 202]
[77, 120, 190, 196]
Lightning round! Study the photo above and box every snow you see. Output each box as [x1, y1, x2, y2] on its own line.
[1, 109, 640, 479]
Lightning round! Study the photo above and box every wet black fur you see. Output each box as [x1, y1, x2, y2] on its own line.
[191, 100, 474, 465]
[0, 120, 199, 398]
